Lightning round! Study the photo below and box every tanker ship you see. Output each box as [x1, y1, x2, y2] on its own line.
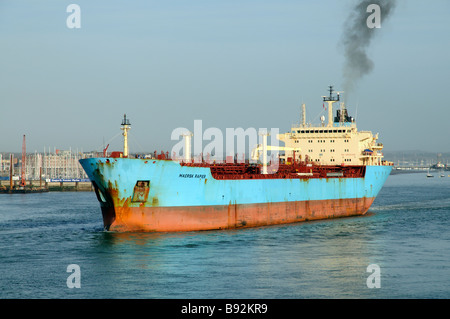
[80, 86, 393, 232]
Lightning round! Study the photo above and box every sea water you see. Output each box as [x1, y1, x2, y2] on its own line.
[0, 173, 449, 299]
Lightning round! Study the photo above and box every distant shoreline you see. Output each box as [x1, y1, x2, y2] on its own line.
[0, 180, 93, 192]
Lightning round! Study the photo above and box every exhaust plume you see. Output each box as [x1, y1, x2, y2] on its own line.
[341, 0, 397, 96]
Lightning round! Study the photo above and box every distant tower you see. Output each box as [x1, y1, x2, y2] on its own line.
[323, 85, 340, 127]
[21, 135, 26, 187]
[120, 114, 131, 157]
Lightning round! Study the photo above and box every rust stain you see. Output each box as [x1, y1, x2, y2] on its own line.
[93, 164, 376, 231]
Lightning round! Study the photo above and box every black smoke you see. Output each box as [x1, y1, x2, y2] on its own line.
[341, 0, 397, 96]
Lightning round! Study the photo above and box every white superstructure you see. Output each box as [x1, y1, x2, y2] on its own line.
[278, 86, 385, 166]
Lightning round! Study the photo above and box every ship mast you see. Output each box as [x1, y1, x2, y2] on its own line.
[182, 131, 193, 162]
[323, 85, 340, 127]
[259, 131, 270, 174]
[121, 114, 131, 157]
[301, 103, 306, 127]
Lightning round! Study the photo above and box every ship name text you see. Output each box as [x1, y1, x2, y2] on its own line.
[179, 173, 206, 179]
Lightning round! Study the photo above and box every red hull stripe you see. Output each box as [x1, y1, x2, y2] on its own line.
[101, 197, 375, 232]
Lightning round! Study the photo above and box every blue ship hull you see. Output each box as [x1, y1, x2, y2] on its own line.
[79, 158, 392, 232]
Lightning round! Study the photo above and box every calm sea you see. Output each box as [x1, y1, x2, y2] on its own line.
[0, 172, 449, 300]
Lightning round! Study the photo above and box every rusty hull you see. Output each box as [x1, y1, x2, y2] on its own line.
[100, 197, 375, 232]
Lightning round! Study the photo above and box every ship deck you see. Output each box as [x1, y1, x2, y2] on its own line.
[180, 161, 367, 180]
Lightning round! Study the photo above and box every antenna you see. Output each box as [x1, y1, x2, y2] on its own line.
[323, 85, 340, 102]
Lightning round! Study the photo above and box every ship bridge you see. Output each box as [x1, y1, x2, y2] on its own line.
[277, 86, 386, 166]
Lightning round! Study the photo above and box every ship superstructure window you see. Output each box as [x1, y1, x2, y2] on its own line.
[132, 180, 150, 202]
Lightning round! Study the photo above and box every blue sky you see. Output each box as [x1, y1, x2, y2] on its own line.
[1, 0, 449, 153]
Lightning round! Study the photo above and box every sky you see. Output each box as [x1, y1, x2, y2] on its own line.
[1, 0, 449, 154]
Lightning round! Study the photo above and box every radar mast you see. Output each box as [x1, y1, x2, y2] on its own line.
[323, 85, 340, 127]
